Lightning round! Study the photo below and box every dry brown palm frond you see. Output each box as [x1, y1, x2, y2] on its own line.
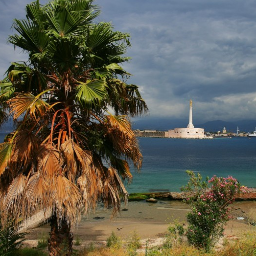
[25, 172, 50, 206]
[37, 144, 63, 177]
[60, 139, 77, 179]
[3, 174, 26, 223]
[105, 115, 134, 138]
[53, 175, 82, 222]
[121, 160, 133, 180]
[8, 92, 50, 120]
[61, 139, 92, 180]
[72, 141, 92, 169]
[100, 167, 128, 214]
[12, 130, 39, 168]
[105, 115, 142, 169]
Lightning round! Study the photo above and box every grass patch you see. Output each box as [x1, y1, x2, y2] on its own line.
[128, 193, 149, 201]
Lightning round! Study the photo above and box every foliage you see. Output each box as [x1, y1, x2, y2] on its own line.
[106, 232, 122, 249]
[181, 170, 248, 251]
[36, 232, 48, 249]
[126, 231, 141, 256]
[128, 193, 149, 201]
[0, 220, 26, 256]
[0, 0, 147, 254]
[73, 230, 256, 256]
[74, 236, 81, 246]
[14, 247, 48, 256]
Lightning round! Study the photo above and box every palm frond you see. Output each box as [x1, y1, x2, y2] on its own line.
[0, 83, 15, 100]
[12, 130, 39, 168]
[9, 19, 50, 55]
[8, 91, 50, 119]
[4, 174, 26, 215]
[53, 175, 82, 221]
[105, 115, 142, 170]
[0, 143, 13, 176]
[37, 144, 63, 177]
[76, 79, 107, 108]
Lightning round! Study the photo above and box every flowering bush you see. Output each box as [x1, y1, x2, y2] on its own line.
[181, 171, 248, 251]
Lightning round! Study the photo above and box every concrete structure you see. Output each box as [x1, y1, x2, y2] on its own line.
[134, 130, 165, 138]
[165, 100, 205, 139]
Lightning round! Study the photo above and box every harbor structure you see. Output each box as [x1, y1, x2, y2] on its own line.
[165, 100, 205, 139]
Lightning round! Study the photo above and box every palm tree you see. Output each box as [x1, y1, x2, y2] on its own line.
[0, 0, 147, 255]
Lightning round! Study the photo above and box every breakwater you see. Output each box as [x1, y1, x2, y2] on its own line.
[134, 130, 165, 137]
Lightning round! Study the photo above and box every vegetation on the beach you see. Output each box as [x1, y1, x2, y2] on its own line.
[0, 219, 26, 256]
[128, 193, 150, 201]
[0, 0, 147, 255]
[181, 171, 248, 251]
[75, 229, 256, 256]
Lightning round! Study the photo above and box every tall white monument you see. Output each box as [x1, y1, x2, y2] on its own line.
[165, 100, 205, 139]
[187, 100, 194, 129]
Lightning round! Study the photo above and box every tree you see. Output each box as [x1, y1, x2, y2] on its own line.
[0, 0, 147, 255]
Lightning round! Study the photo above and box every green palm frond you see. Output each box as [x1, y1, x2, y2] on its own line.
[9, 19, 50, 55]
[76, 79, 107, 107]
[0, 143, 13, 176]
[26, 0, 45, 26]
[46, 0, 97, 38]
[0, 83, 15, 100]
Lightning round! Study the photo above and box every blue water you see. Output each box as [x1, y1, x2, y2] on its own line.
[1, 132, 255, 193]
[126, 137, 256, 193]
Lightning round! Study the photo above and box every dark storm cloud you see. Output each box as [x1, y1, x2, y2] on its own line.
[95, 0, 256, 121]
[1, 0, 256, 121]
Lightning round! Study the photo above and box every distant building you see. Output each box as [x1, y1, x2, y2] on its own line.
[165, 100, 205, 139]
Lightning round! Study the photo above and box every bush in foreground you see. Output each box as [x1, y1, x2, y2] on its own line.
[181, 171, 248, 251]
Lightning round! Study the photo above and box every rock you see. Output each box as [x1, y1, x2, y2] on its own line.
[146, 198, 158, 203]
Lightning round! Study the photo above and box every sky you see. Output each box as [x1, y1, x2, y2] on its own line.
[1, 0, 256, 123]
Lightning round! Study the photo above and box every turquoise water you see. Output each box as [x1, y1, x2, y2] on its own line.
[1, 132, 255, 193]
[126, 137, 256, 193]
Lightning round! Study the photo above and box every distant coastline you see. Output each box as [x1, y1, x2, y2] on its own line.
[134, 129, 249, 138]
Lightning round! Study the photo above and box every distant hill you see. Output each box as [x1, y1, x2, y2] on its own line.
[197, 120, 256, 133]
[132, 117, 256, 133]
[131, 117, 187, 131]
[1, 117, 255, 134]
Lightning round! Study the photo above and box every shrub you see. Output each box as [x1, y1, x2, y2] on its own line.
[181, 171, 248, 251]
[0, 220, 26, 256]
[106, 232, 122, 249]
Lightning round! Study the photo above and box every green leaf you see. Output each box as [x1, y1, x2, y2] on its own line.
[0, 143, 13, 176]
[76, 80, 107, 107]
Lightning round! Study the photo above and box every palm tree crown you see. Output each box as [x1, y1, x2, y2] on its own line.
[0, 0, 147, 254]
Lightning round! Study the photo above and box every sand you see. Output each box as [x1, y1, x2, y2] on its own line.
[24, 200, 256, 249]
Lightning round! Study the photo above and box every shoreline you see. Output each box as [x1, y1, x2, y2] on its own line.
[129, 188, 256, 201]
[24, 199, 256, 250]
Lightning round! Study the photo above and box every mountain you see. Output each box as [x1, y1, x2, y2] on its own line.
[132, 117, 256, 133]
[197, 120, 256, 133]
[131, 117, 187, 131]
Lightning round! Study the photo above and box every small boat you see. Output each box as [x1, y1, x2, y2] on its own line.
[248, 128, 256, 137]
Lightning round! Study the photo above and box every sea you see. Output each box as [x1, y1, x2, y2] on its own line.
[1, 132, 256, 194]
[126, 137, 256, 193]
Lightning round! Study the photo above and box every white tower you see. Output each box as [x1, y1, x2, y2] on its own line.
[187, 100, 194, 129]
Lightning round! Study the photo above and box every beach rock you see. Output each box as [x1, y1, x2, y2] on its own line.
[146, 198, 158, 203]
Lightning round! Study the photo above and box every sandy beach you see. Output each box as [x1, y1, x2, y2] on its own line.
[24, 200, 256, 249]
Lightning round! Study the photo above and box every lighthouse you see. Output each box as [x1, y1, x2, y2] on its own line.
[166, 100, 205, 139]
[187, 100, 194, 129]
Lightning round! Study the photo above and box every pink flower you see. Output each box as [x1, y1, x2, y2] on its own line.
[198, 212, 201, 216]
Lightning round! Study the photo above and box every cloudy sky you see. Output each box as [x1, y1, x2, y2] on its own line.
[1, 0, 256, 122]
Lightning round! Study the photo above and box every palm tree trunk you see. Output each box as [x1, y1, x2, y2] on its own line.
[48, 213, 73, 256]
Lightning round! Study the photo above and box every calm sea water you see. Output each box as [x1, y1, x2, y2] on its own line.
[126, 137, 256, 193]
[1, 132, 255, 193]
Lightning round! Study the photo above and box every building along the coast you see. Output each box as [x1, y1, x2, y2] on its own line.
[165, 100, 205, 139]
